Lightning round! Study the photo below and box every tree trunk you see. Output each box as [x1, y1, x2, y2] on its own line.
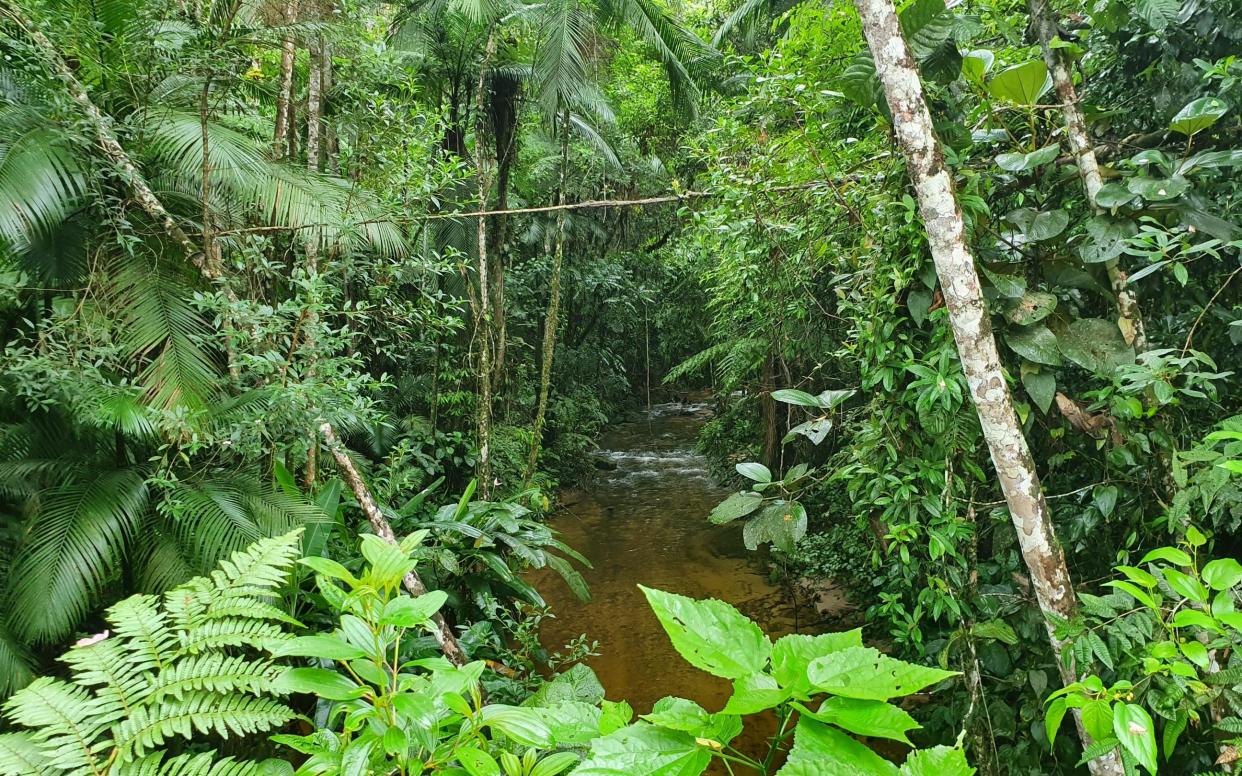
[524, 108, 570, 485]
[851, 2, 1122, 773]
[473, 31, 498, 497]
[761, 354, 778, 471]
[306, 38, 323, 173]
[1028, 0, 1145, 351]
[319, 423, 467, 666]
[321, 41, 338, 174]
[274, 0, 297, 158]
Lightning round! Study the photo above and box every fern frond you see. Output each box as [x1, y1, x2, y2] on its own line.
[1, 678, 114, 774]
[113, 751, 266, 776]
[112, 692, 296, 762]
[60, 639, 150, 716]
[0, 732, 49, 776]
[663, 340, 732, 385]
[171, 619, 288, 656]
[206, 528, 304, 596]
[143, 653, 282, 703]
[106, 594, 176, 673]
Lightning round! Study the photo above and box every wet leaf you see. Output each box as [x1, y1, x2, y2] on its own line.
[1008, 324, 1062, 366]
[1057, 318, 1135, 374]
[743, 501, 807, 553]
[1170, 97, 1230, 137]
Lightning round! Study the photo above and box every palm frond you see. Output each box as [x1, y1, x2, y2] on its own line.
[0, 626, 34, 697]
[112, 262, 221, 411]
[568, 113, 621, 169]
[7, 467, 149, 644]
[0, 107, 85, 254]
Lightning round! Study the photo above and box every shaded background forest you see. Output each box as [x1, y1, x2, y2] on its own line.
[1, 0, 1242, 772]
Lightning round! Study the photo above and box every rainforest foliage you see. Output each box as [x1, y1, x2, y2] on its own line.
[0, 0, 1241, 772]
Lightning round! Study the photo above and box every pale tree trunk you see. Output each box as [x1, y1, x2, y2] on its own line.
[524, 108, 571, 485]
[473, 31, 498, 497]
[319, 423, 468, 666]
[274, 0, 297, 158]
[322, 42, 339, 174]
[306, 37, 323, 173]
[1028, 0, 1145, 351]
[851, 1, 1122, 773]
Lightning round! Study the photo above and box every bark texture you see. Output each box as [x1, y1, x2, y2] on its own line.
[850, 1, 1121, 773]
[274, 0, 297, 157]
[306, 38, 323, 173]
[524, 108, 570, 484]
[1028, 0, 1146, 350]
[473, 31, 498, 497]
[320, 423, 467, 666]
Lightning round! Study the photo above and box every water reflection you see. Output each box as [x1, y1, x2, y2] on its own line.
[531, 404, 798, 764]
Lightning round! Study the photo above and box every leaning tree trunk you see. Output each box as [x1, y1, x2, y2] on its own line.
[524, 108, 571, 485]
[472, 31, 498, 497]
[4, 4, 214, 277]
[1028, 0, 1145, 351]
[851, 1, 1122, 773]
[319, 423, 467, 666]
[274, 0, 297, 158]
[302, 41, 325, 488]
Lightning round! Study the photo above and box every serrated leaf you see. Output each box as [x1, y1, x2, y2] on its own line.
[1113, 703, 1157, 773]
[640, 587, 771, 680]
[807, 646, 958, 701]
[798, 696, 919, 744]
[743, 502, 807, 553]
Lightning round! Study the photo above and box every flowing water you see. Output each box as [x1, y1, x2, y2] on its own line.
[532, 402, 800, 761]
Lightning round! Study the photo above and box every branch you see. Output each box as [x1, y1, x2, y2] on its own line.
[319, 422, 468, 667]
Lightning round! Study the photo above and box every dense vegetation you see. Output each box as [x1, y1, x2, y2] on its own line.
[0, 0, 1241, 772]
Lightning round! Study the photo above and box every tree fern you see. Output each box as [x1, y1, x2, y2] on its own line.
[0, 531, 303, 776]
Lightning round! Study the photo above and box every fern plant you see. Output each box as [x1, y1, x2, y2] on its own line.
[0, 531, 306, 776]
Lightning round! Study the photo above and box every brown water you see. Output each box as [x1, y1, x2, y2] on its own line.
[532, 403, 800, 760]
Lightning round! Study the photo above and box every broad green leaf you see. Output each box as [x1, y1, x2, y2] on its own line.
[478, 705, 554, 747]
[807, 647, 958, 701]
[1005, 208, 1069, 241]
[995, 143, 1060, 172]
[972, 620, 1018, 645]
[1008, 325, 1061, 366]
[274, 667, 366, 700]
[1113, 703, 1157, 773]
[573, 724, 712, 776]
[988, 60, 1051, 105]
[771, 389, 820, 407]
[772, 630, 863, 695]
[1104, 580, 1157, 609]
[1127, 176, 1189, 202]
[721, 673, 791, 715]
[798, 696, 920, 744]
[709, 492, 763, 525]
[1140, 547, 1192, 566]
[272, 635, 366, 661]
[1081, 698, 1113, 742]
[1170, 97, 1230, 136]
[1179, 637, 1211, 669]
[1093, 485, 1119, 518]
[599, 700, 634, 736]
[1202, 558, 1242, 590]
[1115, 565, 1158, 588]
[735, 462, 772, 483]
[533, 701, 604, 746]
[1134, 0, 1180, 30]
[1161, 568, 1209, 604]
[898, 746, 975, 776]
[530, 752, 580, 776]
[298, 556, 357, 584]
[1080, 216, 1137, 264]
[743, 502, 807, 553]
[1095, 182, 1135, 209]
[643, 697, 740, 747]
[640, 587, 771, 679]
[381, 590, 448, 627]
[1005, 292, 1057, 326]
[777, 718, 897, 775]
[1045, 696, 1068, 746]
[962, 50, 993, 83]
[1057, 318, 1135, 374]
[457, 747, 501, 776]
[1022, 370, 1056, 414]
